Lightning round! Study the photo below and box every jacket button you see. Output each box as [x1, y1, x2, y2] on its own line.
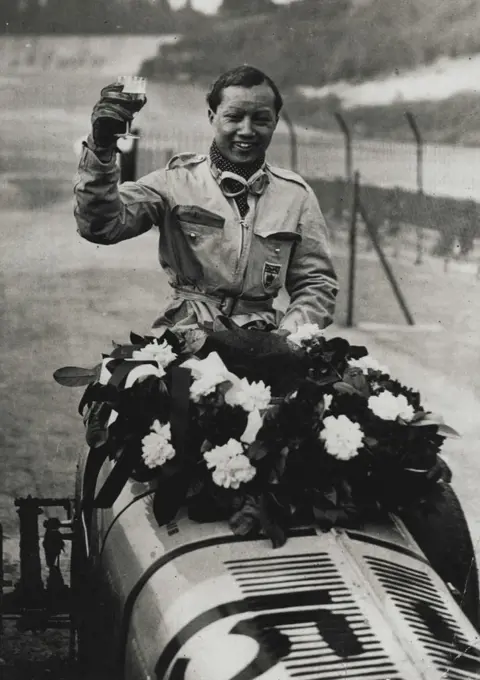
[275, 247, 281, 254]
[189, 232, 196, 239]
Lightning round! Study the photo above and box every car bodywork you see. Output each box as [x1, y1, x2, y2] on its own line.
[74, 447, 480, 680]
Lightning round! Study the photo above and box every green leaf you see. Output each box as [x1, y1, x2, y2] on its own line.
[314, 400, 325, 419]
[349, 344, 369, 360]
[229, 496, 261, 536]
[324, 487, 338, 505]
[411, 411, 445, 426]
[183, 328, 208, 355]
[200, 439, 213, 454]
[437, 423, 461, 439]
[162, 328, 185, 353]
[130, 331, 146, 344]
[312, 375, 338, 387]
[313, 506, 342, 526]
[78, 383, 95, 416]
[247, 440, 269, 461]
[410, 412, 460, 438]
[264, 404, 282, 421]
[53, 366, 98, 387]
[85, 402, 111, 448]
[343, 367, 370, 398]
[333, 381, 360, 396]
[410, 410, 429, 423]
[230, 511, 257, 536]
[270, 447, 289, 483]
[160, 457, 186, 478]
[259, 492, 288, 548]
[284, 390, 299, 403]
[110, 345, 138, 359]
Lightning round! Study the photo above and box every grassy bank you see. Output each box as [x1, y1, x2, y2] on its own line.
[284, 91, 480, 147]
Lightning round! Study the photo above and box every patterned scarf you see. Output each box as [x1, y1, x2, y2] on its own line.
[209, 141, 265, 218]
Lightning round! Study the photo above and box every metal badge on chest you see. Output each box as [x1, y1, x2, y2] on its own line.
[262, 262, 282, 289]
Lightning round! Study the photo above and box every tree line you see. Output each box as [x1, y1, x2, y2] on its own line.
[0, 0, 177, 34]
[0, 0, 283, 34]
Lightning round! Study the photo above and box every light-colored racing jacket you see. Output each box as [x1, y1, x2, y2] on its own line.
[74, 144, 338, 333]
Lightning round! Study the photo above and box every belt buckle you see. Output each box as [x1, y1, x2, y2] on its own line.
[220, 296, 236, 316]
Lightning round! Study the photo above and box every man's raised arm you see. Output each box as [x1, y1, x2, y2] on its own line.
[73, 82, 165, 245]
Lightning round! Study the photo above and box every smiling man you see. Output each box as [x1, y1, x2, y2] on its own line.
[74, 65, 338, 335]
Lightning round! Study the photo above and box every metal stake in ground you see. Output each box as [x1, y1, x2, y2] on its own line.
[346, 172, 359, 327]
[405, 111, 424, 266]
[358, 198, 415, 326]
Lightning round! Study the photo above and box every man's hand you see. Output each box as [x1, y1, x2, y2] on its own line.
[91, 82, 147, 148]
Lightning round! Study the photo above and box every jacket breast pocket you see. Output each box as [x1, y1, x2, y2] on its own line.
[251, 229, 301, 295]
[174, 205, 225, 229]
[170, 205, 226, 284]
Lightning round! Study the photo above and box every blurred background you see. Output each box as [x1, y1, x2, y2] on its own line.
[2, 1, 480, 673]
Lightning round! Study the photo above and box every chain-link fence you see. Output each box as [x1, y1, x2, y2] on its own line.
[133, 110, 480, 271]
[129, 119, 480, 402]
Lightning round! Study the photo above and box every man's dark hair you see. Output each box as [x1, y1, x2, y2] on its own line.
[206, 65, 283, 114]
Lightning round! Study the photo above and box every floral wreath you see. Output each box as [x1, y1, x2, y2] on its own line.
[54, 322, 458, 547]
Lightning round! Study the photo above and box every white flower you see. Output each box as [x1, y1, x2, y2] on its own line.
[182, 351, 230, 381]
[348, 355, 389, 375]
[189, 376, 221, 402]
[141, 420, 175, 468]
[132, 339, 177, 368]
[203, 438, 256, 489]
[368, 391, 415, 422]
[323, 394, 333, 412]
[320, 415, 363, 460]
[204, 438, 244, 469]
[225, 378, 271, 413]
[212, 455, 256, 489]
[288, 323, 325, 346]
[241, 408, 264, 444]
[182, 352, 237, 402]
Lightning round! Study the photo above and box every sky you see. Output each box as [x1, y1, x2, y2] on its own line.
[168, 0, 300, 14]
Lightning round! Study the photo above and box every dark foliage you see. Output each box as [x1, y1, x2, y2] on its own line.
[54, 324, 455, 546]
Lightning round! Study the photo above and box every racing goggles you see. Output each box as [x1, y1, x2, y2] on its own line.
[218, 169, 269, 199]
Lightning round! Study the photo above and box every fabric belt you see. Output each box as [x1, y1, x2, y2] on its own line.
[173, 287, 274, 317]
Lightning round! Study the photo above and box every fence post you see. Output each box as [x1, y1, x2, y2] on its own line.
[405, 112, 424, 264]
[346, 172, 360, 327]
[281, 109, 298, 172]
[164, 147, 174, 167]
[0, 522, 3, 635]
[358, 199, 415, 326]
[334, 112, 353, 181]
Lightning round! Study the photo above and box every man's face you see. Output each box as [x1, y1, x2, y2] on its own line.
[208, 83, 279, 165]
